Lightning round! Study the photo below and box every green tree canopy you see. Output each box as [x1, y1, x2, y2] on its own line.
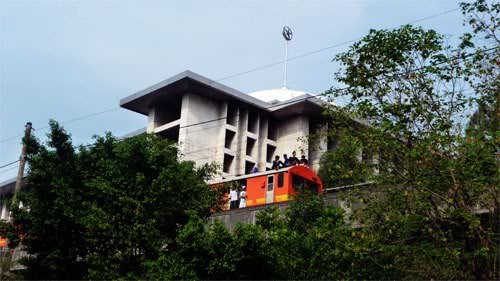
[10, 120, 221, 279]
[321, 1, 498, 279]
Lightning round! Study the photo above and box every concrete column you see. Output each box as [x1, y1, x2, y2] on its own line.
[235, 108, 248, 176]
[310, 123, 328, 172]
[147, 107, 156, 133]
[372, 150, 380, 175]
[1, 204, 8, 221]
[178, 94, 191, 152]
[257, 116, 268, 171]
[217, 102, 229, 167]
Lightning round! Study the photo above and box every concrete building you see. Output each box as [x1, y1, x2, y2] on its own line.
[120, 70, 332, 178]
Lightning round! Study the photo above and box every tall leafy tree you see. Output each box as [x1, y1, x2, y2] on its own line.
[322, 1, 499, 279]
[10, 120, 220, 279]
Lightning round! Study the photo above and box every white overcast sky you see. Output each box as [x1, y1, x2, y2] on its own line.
[0, 0, 468, 181]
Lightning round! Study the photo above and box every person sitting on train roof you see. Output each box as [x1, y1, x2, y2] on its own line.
[229, 186, 239, 209]
[300, 155, 309, 166]
[239, 186, 247, 208]
[289, 151, 300, 166]
[272, 155, 284, 170]
[283, 154, 290, 167]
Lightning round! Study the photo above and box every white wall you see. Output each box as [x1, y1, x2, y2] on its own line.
[178, 93, 225, 167]
[276, 115, 310, 161]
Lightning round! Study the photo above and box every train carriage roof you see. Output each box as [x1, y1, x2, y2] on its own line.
[208, 166, 318, 185]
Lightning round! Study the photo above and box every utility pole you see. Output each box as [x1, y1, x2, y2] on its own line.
[12, 122, 32, 206]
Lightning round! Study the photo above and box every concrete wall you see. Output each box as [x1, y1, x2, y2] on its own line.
[148, 92, 322, 179]
[178, 93, 225, 167]
[276, 115, 310, 163]
[210, 192, 349, 231]
[308, 124, 328, 172]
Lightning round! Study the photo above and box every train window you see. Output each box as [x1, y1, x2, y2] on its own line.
[277, 172, 284, 188]
[292, 175, 304, 190]
[292, 174, 318, 192]
[267, 175, 274, 191]
[305, 180, 318, 193]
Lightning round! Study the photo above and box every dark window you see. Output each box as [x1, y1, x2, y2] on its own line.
[292, 174, 318, 192]
[267, 175, 274, 191]
[223, 154, 234, 173]
[158, 125, 180, 142]
[305, 179, 319, 193]
[245, 161, 255, 175]
[225, 130, 235, 149]
[266, 145, 276, 163]
[246, 137, 256, 156]
[278, 172, 284, 188]
[267, 118, 277, 141]
[248, 111, 258, 133]
[227, 104, 238, 126]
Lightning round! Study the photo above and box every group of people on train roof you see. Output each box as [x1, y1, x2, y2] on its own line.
[271, 150, 308, 170]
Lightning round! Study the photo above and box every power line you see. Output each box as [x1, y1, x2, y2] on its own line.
[0, 7, 463, 145]
[0, 107, 120, 144]
[164, 44, 497, 162]
[406, 7, 460, 25]
[213, 7, 461, 83]
[178, 46, 497, 134]
[0, 165, 19, 174]
[0, 160, 20, 169]
[184, 88, 478, 163]
[0, 46, 494, 172]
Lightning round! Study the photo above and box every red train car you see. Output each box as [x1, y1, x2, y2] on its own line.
[210, 165, 323, 210]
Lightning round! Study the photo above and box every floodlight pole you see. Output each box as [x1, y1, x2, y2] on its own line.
[282, 26, 293, 89]
[284, 40, 288, 88]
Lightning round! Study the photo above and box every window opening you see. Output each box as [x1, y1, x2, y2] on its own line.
[278, 172, 284, 188]
[267, 175, 274, 191]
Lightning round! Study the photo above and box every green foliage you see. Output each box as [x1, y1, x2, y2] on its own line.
[146, 215, 278, 280]
[460, 0, 499, 141]
[0, 220, 21, 247]
[318, 133, 370, 188]
[319, 1, 499, 279]
[2, 1, 496, 280]
[148, 191, 384, 280]
[11, 120, 220, 279]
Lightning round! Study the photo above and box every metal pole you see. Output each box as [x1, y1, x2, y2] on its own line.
[12, 122, 32, 206]
[284, 40, 288, 88]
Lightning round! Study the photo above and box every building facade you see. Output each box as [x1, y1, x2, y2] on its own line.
[120, 70, 332, 178]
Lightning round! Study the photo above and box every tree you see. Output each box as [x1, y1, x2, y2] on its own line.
[322, 1, 499, 279]
[9, 120, 221, 279]
[318, 133, 370, 188]
[461, 0, 499, 140]
[146, 190, 382, 280]
[145, 213, 279, 280]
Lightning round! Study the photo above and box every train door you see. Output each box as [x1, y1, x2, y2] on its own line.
[266, 175, 274, 203]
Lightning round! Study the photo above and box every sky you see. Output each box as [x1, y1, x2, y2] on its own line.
[0, 0, 469, 182]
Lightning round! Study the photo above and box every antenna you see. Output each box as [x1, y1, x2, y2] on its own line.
[282, 26, 293, 88]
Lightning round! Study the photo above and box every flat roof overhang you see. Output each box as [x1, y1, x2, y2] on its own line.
[270, 95, 326, 120]
[120, 70, 269, 116]
[0, 177, 27, 197]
